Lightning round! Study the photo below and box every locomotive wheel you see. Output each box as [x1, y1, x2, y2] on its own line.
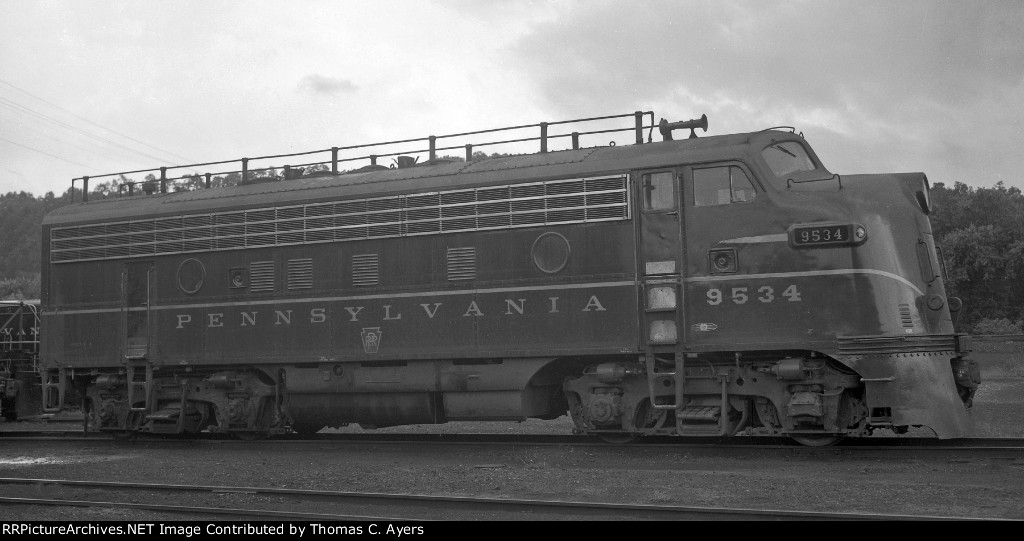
[232, 430, 270, 441]
[790, 434, 843, 447]
[110, 410, 144, 441]
[597, 432, 639, 444]
[291, 423, 323, 437]
[110, 427, 139, 442]
[635, 399, 669, 431]
[110, 431, 137, 442]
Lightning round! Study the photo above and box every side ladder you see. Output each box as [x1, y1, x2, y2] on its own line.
[41, 368, 65, 414]
[644, 352, 732, 436]
[125, 363, 154, 429]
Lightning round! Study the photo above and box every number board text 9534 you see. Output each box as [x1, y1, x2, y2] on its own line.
[790, 224, 861, 248]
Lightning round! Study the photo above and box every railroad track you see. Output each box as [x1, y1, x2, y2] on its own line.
[3, 430, 1023, 457]
[971, 334, 1024, 342]
[0, 477, 1002, 521]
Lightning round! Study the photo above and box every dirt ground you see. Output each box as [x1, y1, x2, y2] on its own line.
[963, 339, 1024, 438]
[1, 427, 1023, 521]
[1, 344, 1022, 521]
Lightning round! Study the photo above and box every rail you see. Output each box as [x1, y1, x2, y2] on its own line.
[0, 478, 998, 521]
[69, 111, 656, 203]
[972, 334, 1024, 342]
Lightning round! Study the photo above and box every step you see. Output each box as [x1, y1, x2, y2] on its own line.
[676, 425, 723, 436]
[676, 405, 721, 422]
[145, 408, 180, 421]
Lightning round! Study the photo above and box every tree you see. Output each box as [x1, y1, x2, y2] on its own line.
[303, 164, 330, 175]
[471, 151, 517, 161]
[0, 190, 70, 299]
[250, 166, 279, 180]
[0, 274, 40, 300]
[174, 174, 205, 192]
[931, 181, 1024, 330]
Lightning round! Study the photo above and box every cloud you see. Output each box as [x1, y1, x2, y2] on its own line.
[498, 1, 1024, 187]
[1, 1, 1019, 195]
[298, 74, 358, 96]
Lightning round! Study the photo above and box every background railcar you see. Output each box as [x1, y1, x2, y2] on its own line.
[38, 112, 979, 444]
[1, 299, 41, 421]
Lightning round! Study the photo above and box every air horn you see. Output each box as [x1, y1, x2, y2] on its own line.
[658, 114, 708, 141]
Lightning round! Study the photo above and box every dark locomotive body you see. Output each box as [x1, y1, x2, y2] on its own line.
[38, 116, 979, 443]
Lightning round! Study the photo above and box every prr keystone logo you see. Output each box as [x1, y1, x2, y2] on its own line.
[361, 327, 382, 353]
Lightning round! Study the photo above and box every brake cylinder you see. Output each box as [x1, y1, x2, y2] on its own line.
[770, 358, 806, 380]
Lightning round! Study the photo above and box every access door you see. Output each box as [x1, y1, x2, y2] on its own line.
[635, 168, 684, 349]
[122, 261, 154, 360]
[681, 162, 763, 348]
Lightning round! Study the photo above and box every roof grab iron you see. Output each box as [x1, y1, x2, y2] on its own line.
[658, 114, 708, 141]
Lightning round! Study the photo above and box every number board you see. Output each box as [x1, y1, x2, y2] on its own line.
[790, 224, 853, 247]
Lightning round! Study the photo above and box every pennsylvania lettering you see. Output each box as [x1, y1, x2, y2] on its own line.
[174, 295, 607, 329]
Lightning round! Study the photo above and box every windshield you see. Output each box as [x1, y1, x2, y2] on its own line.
[761, 141, 816, 178]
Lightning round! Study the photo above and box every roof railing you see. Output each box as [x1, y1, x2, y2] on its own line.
[72, 111, 656, 203]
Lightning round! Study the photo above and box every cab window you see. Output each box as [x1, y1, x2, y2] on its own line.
[693, 166, 755, 207]
[762, 141, 815, 177]
[642, 171, 676, 211]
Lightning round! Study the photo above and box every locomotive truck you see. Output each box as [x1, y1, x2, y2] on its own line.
[37, 111, 980, 445]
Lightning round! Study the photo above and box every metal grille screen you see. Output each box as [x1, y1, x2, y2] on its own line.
[351, 254, 380, 287]
[249, 261, 275, 292]
[50, 175, 629, 263]
[446, 247, 476, 281]
[286, 258, 313, 290]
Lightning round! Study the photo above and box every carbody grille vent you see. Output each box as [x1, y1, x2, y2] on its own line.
[49, 175, 629, 263]
[447, 247, 476, 281]
[899, 303, 914, 328]
[836, 335, 956, 355]
[352, 254, 379, 287]
[287, 258, 313, 290]
[249, 261, 275, 292]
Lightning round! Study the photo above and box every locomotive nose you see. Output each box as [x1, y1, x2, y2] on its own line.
[891, 172, 931, 214]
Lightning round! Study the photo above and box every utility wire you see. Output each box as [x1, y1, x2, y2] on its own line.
[1, 102, 156, 167]
[0, 97, 172, 166]
[0, 136, 97, 168]
[4, 120, 152, 170]
[0, 78, 194, 163]
[0, 165, 26, 178]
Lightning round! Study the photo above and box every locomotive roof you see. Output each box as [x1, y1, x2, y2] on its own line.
[43, 129, 796, 226]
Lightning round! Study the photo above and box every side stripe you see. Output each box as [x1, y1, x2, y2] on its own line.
[684, 269, 923, 296]
[718, 233, 788, 244]
[43, 269, 924, 316]
[42, 280, 638, 316]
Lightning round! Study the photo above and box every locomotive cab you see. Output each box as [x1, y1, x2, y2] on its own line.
[565, 127, 976, 444]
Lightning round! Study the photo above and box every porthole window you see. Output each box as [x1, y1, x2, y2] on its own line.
[176, 258, 206, 295]
[531, 232, 571, 274]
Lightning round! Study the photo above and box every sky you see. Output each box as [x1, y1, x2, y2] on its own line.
[1, 0, 1022, 197]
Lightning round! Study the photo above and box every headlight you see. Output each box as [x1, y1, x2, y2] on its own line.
[915, 175, 931, 214]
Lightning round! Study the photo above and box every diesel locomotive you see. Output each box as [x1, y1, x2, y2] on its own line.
[38, 111, 980, 445]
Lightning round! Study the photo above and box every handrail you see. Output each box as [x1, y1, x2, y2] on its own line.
[73, 111, 656, 203]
